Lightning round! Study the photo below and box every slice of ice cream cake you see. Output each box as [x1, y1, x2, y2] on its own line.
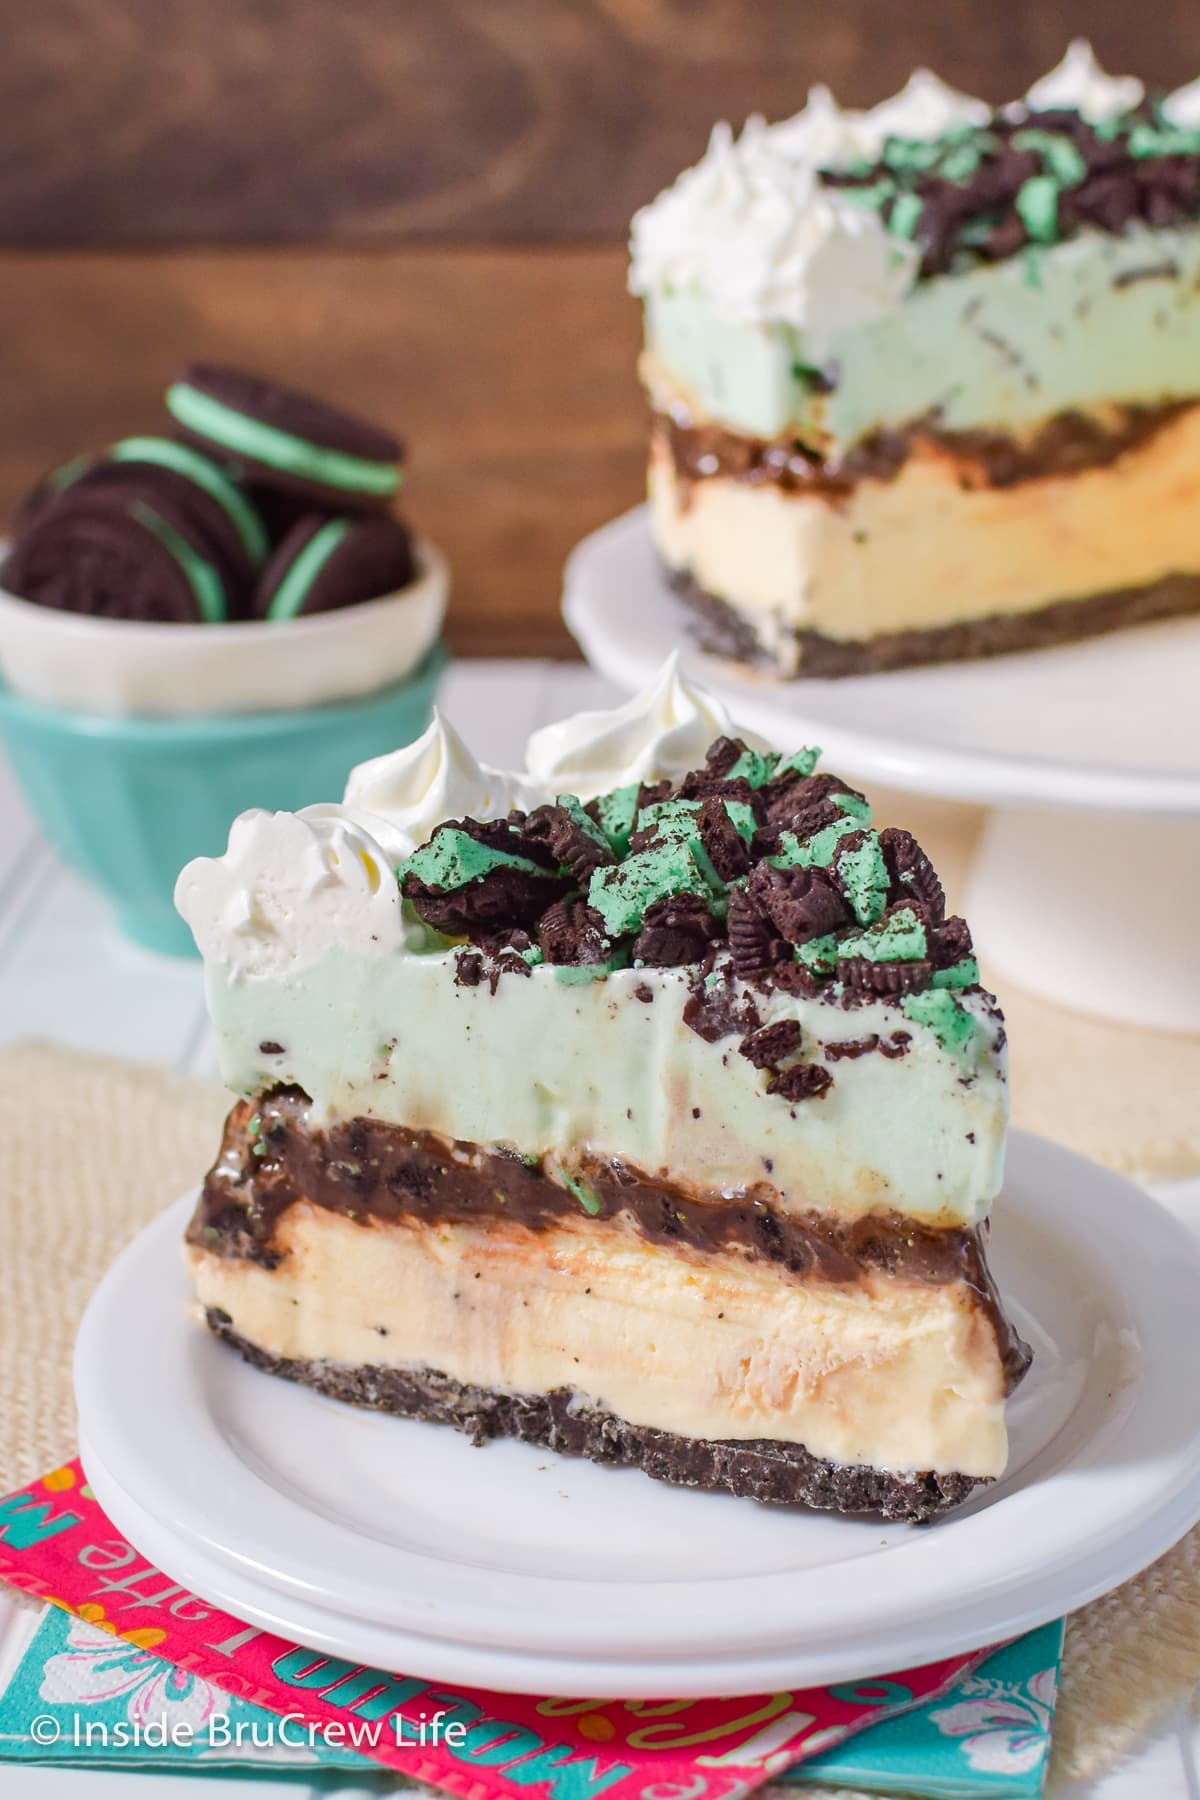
[177, 661, 1028, 1523]
[631, 43, 1200, 674]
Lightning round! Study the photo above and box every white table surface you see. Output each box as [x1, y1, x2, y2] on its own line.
[0, 657, 1195, 1799]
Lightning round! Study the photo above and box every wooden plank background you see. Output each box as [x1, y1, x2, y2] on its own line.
[2, 0, 1193, 243]
[0, 3, 1194, 653]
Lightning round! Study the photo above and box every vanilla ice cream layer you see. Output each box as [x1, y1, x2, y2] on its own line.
[648, 407, 1200, 653]
[643, 226, 1200, 446]
[203, 950, 1006, 1230]
[189, 1203, 1009, 1479]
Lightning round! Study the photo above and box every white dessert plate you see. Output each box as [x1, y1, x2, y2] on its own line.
[563, 506, 1200, 814]
[76, 1132, 1200, 1698]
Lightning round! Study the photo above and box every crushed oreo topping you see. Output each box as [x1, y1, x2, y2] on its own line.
[634, 892, 722, 967]
[820, 101, 1200, 279]
[538, 899, 611, 966]
[837, 955, 934, 995]
[395, 735, 982, 1039]
[749, 863, 848, 945]
[524, 798, 616, 883]
[880, 828, 946, 923]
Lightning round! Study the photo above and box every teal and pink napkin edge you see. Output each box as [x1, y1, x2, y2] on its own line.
[0, 1461, 1062, 1798]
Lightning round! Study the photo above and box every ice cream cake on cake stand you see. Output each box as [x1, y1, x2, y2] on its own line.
[564, 507, 1200, 1031]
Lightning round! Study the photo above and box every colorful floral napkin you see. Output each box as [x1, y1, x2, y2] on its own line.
[0, 1461, 1062, 1797]
[785, 1624, 1063, 1797]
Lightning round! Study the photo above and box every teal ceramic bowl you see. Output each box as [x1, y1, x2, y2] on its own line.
[0, 640, 446, 956]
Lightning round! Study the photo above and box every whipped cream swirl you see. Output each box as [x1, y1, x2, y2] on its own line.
[524, 654, 762, 800]
[343, 711, 517, 861]
[177, 659, 781, 975]
[1163, 75, 1200, 130]
[1023, 40, 1144, 122]
[629, 117, 918, 329]
[628, 68, 994, 327]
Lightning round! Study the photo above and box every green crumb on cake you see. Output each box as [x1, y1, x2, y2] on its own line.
[727, 747, 779, 788]
[560, 1170, 604, 1216]
[834, 790, 873, 824]
[1012, 129, 1087, 187]
[638, 795, 755, 846]
[591, 783, 640, 858]
[774, 747, 821, 781]
[769, 816, 861, 871]
[554, 794, 612, 854]
[636, 797, 704, 839]
[835, 834, 890, 925]
[553, 946, 632, 984]
[588, 841, 720, 937]
[399, 829, 546, 891]
[519, 944, 545, 967]
[838, 905, 928, 963]
[796, 934, 840, 976]
[1015, 174, 1061, 244]
[902, 988, 980, 1058]
[887, 192, 924, 239]
[932, 955, 980, 990]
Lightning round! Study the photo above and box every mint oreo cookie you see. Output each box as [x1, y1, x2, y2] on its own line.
[166, 365, 403, 513]
[255, 515, 416, 621]
[5, 488, 242, 624]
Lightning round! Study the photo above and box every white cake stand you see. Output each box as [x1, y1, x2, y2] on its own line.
[564, 507, 1200, 1032]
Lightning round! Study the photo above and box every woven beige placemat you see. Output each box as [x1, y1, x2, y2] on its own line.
[0, 1038, 1197, 1795]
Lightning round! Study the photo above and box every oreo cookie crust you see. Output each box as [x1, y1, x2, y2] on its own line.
[4, 488, 238, 624]
[167, 364, 403, 511]
[255, 514, 416, 620]
[206, 1312, 981, 1523]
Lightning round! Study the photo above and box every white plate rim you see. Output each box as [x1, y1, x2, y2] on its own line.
[73, 1132, 1200, 1696]
[562, 507, 1200, 815]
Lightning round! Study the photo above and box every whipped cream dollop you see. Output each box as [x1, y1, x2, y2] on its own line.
[525, 653, 763, 801]
[343, 711, 517, 861]
[175, 809, 406, 979]
[177, 659, 779, 973]
[1163, 75, 1200, 130]
[1023, 40, 1144, 122]
[768, 72, 988, 169]
[857, 68, 990, 147]
[628, 68, 995, 326]
[629, 117, 918, 329]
